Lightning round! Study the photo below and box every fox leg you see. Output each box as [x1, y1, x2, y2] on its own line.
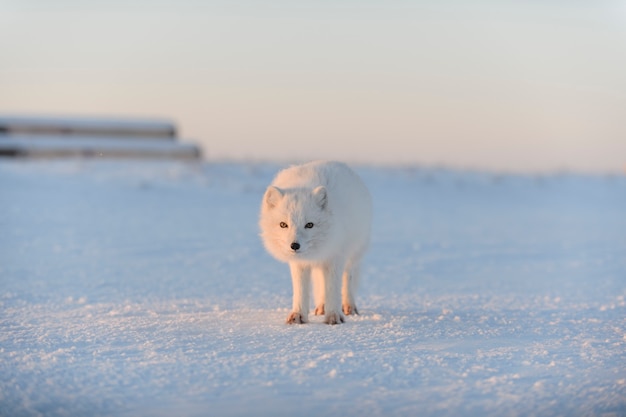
[312, 267, 325, 315]
[321, 260, 345, 325]
[342, 262, 360, 316]
[286, 263, 310, 324]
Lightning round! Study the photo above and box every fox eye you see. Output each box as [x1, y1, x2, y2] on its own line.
[279, 222, 288, 228]
[305, 222, 314, 229]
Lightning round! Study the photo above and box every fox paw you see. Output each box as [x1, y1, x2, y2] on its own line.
[314, 304, 325, 315]
[286, 312, 307, 324]
[343, 304, 359, 316]
[324, 311, 344, 325]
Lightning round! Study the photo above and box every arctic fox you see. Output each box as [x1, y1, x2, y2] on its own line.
[259, 160, 372, 325]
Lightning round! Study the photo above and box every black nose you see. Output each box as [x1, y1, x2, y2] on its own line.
[290, 242, 300, 251]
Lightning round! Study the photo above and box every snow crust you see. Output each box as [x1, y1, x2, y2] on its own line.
[1, 160, 625, 416]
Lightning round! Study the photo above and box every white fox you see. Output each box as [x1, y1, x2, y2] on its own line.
[259, 161, 372, 325]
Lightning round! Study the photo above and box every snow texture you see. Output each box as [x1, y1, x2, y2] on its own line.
[1, 160, 625, 417]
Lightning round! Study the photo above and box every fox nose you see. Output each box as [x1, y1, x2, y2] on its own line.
[290, 242, 300, 251]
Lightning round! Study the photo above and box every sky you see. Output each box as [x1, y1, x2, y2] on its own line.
[1, 0, 625, 173]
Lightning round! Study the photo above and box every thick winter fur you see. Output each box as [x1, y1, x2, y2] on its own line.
[259, 160, 372, 325]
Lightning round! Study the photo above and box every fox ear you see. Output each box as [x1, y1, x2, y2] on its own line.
[312, 186, 327, 209]
[264, 186, 284, 209]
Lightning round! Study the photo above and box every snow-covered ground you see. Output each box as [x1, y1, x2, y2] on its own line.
[1, 160, 625, 417]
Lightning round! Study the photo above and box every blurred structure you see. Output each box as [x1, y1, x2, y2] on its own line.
[0, 115, 201, 159]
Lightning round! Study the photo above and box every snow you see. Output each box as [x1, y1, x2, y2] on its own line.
[1, 160, 625, 417]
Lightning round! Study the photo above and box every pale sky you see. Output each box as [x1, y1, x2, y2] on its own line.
[1, 1, 625, 173]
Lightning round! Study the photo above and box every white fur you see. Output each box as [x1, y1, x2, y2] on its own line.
[259, 160, 372, 325]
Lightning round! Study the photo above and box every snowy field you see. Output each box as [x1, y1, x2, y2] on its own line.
[1, 159, 625, 417]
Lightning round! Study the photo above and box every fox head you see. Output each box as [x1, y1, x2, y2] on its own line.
[259, 185, 331, 262]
